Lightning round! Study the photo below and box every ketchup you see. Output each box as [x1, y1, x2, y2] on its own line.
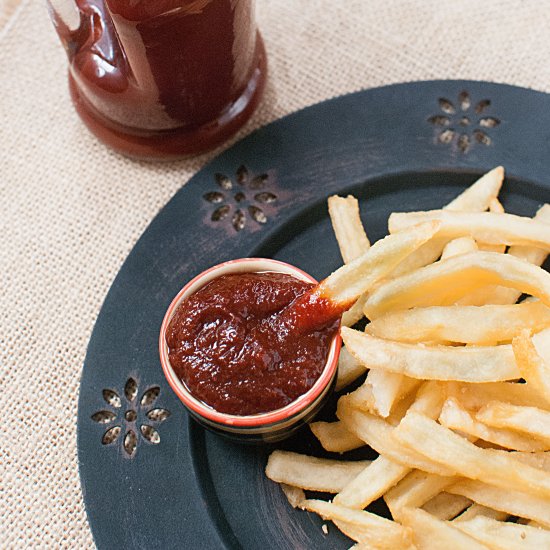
[53, 0, 266, 159]
[166, 273, 342, 416]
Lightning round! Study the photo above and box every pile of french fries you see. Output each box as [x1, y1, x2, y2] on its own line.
[266, 167, 550, 549]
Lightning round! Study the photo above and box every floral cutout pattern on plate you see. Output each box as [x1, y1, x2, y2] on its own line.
[203, 165, 278, 232]
[428, 91, 501, 153]
[91, 377, 171, 457]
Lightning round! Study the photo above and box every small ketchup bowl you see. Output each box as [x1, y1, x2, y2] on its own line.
[159, 258, 341, 443]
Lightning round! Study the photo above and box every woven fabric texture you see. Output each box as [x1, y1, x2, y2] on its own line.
[2, 0, 550, 547]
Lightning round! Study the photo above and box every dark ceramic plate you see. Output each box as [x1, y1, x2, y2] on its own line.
[78, 81, 550, 549]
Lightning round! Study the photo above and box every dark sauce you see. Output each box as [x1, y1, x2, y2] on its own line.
[166, 272, 342, 415]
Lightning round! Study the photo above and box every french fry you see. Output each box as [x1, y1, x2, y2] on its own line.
[335, 346, 368, 391]
[489, 197, 504, 214]
[363, 251, 550, 319]
[444, 166, 504, 212]
[513, 330, 550, 406]
[421, 493, 472, 521]
[309, 420, 365, 453]
[453, 516, 550, 550]
[453, 503, 508, 522]
[301, 500, 415, 549]
[476, 401, 550, 445]
[280, 484, 306, 508]
[265, 451, 371, 493]
[362, 369, 421, 418]
[342, 327, 518, 382]
[384, 470, 457, 518]
[456, 203, 550, 306]
[341, 293, 368, 327]
[388, 210, 550, 250]
[336, 398, 455, 476]
[398, 507, 489, 549]
[328, 195, 370, 264]
[439, 397, 550, 452]
[333, 455, 410, 509]
[316, 220, 440, 306]
[407, 381, 446, 418]
[390, 167, 504, 278]
[477, 198, 507, 253]
[365, 302, 550, 345]
[448, 480, 550, 528]
[440, 236, 478, 260]
[393, 411, 550, 499]
[446, 380, 550, 412]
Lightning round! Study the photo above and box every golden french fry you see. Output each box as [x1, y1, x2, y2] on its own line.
[407, 381, 446, 418]
[265, 451, 371, 493]
[489, 197, 504, 214]
[341, 293, 368, 327]
[421, 493, 472, 521]
[394, 411, 550, 499]
[328, 195, 370, 264]
[363, 251, 550, 319]
[476, 198, 507, 253]
[444, 166, 504, 212]
[335, 345, 368, 391]
[456, 203, 550, 306]
[336, 398, 455, 476]
[448, 480, 550, 528]
[513, 330, 550, 406]
[388, 210, 550, 250]
[459, 204, 550, 307]
[362, 369, 421, 418]
[476, 401, 550, 445]
[439, 397, 550, 452]
[342, 327, 518, 382]
[453, 504, 508, 522]
[280, 484, 306, 508]
[398, 507, 488, 549]
[453, 516, 550, 550]
[365, 302, 550, 345]
[300, 499, 415, 549]
[309, 419, 365, 453]
[441, 236, 478, 260]
[446, 380, 550, 412]
[384, 470, 457, 519]
[317, 220, 440, 306]
[389, 167, 504, 278]
[334, 455, 410, 509]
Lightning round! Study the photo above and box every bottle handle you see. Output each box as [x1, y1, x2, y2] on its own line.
[46, 0, 82, 55]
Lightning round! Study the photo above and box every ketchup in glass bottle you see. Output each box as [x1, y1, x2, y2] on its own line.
[48, 0, 267, 160]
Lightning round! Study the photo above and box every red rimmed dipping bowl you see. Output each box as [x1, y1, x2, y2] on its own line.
[159, 258, 342, 443]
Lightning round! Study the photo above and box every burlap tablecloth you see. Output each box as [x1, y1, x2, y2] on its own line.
[2, 0, 550, 547]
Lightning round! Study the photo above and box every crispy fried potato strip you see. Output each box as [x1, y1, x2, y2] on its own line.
[476, 401, 550, 445]
[394, 412, 550, 499]
[300, 499, 415, 549]
[399, 507, 489, 549]
[513, 329, 550, 406]
[439, 397, 550, 452]
[364, 251, 550, 319]
[328, 195, 370, 264]
[388, 210, 550, 249]
[265, 451, 371, 493]
[317, 220, 440, 306]
[453, 516, 550, 550]
[342, 327, 518, 382]
[365, 302, 550, 345]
